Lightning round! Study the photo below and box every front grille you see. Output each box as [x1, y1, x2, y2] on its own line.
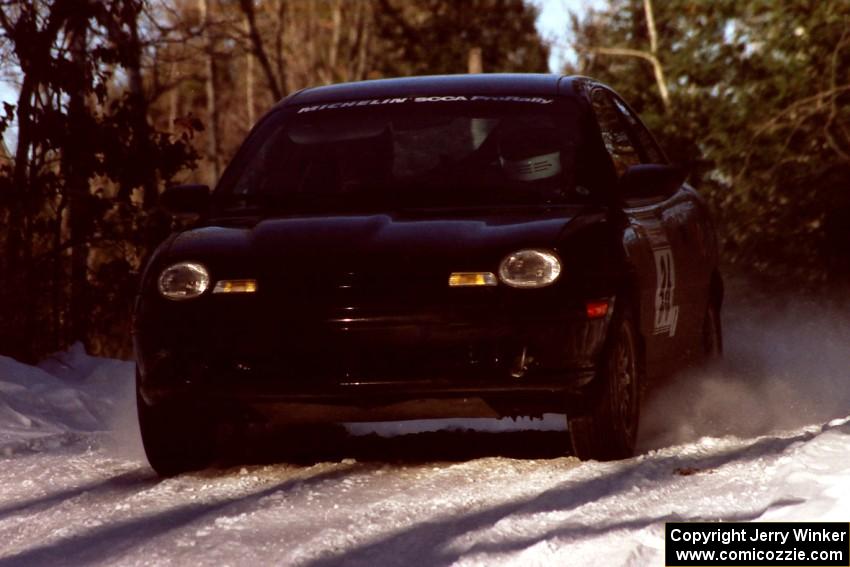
[211, 337, 513, 385]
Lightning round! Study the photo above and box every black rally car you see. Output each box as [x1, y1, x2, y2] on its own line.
[134, 74, 722, 475]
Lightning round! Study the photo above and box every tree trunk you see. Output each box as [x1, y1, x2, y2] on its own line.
[324, 0, 343, 83]
[52, 195, 68, 351]
[468, 47, 483, 73]
[354, 1, 372, 81]
[239, 0, 284, 101]
[199, 0, 221, 184]
[306, 1, 317, 85]
[244, 15, 255, 127]
[65, 11, 91, 347]
[642, 0, 669, 111]
[274, 0, 290, 94]
[169, 61, 179, 134]
[5, 73, 36, 361]
[125, 2, 159, 208]
[7, 72, 34, 282]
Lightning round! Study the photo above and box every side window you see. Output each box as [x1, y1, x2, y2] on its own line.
[590, 89, 641, 176]
[611, 97, 667, 164]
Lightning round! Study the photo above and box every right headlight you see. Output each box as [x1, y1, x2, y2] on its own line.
[498, 249, 561, 288]
[157, 262, 210, 300]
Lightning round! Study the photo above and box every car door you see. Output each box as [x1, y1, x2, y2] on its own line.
[588, 87, 697, 369]
[611, 92, 711, 355]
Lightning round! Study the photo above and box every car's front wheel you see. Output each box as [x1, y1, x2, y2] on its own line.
[568, 310, 641, 461]
[136, 369, 215, 476]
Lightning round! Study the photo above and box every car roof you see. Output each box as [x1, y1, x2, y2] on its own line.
[281, 74, 586, 108]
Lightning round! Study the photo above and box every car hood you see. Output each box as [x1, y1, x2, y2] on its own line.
[168, 208, 591, 267]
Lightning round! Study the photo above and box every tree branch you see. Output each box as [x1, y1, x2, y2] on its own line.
[824, 28, 850, 161]
[238, 0, 283, 101]
[581, 45, 670, 110]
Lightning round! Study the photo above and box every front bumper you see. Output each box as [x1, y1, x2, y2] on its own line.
[134, 290, 612, 419]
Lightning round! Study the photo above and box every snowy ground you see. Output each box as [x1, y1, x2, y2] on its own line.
[1, 289, 850, 566]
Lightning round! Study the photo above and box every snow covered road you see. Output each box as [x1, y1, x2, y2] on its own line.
[1, 291, 850, 566]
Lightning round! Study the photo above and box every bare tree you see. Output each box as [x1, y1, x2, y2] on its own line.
[199, 0, 221, 183]
[238, 0, 284, 101]
[65, 8, 92, 345]
[578, 0, 670, 111]
[243, 13, 255, 127]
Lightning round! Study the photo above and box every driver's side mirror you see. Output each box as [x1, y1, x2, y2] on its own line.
[618, 164, 687, 201]
[160, 184, 210, 215]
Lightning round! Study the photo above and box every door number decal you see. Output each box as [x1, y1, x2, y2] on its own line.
[653, 247, 679, 337]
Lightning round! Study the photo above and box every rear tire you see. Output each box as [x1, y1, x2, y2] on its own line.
[568, 311, 641, 461]
[136, 370, 215, 477]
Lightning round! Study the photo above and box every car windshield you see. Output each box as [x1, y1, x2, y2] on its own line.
[216, 97, 585, 213]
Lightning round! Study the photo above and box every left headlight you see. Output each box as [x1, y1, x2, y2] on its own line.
[498, 249, 561, 288]
[157, 262, 210, 300]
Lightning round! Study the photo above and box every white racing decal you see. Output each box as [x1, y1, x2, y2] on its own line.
[415, 95, 553, 104]
[297, 97, 409, 113]
[653, 247, 679, 337]
[296, 95, 554, 113]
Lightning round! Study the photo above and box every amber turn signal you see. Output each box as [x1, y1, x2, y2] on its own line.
[448, 272, 498, 287]
[212, 279, 258, 294]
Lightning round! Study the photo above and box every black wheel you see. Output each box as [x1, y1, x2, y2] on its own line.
[702, 300, 723, 359]
[568, 311, 641, 461]
[136, 369, 215, 477]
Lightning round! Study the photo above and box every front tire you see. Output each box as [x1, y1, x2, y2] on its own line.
[136, 370, 215, 476]
[568, 311, 641, 461]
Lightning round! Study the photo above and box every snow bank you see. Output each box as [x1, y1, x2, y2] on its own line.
[0, 343, 136, 456]
[758, 416, 850, 521]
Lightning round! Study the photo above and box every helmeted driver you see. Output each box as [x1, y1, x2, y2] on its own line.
[498, 125, 563, 182]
